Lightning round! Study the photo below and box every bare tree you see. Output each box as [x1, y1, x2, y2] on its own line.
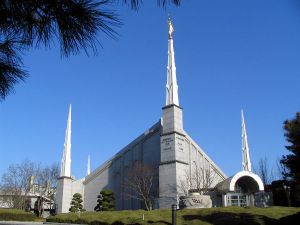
[178, 163, 218, 196]
[123, 161, 157, 211]
[35, 163, 59, 199]
[178, 170, 193, 196]
[0, 160, 59, 210]
[0, 160, 35, 209]
[255, 157, 274, 185]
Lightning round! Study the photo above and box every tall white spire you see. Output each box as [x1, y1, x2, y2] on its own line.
[166, 18, 179, 106]
[241, 110, 252, 172]
[87, 154, 90, 176]
[60, 104, 72, 177]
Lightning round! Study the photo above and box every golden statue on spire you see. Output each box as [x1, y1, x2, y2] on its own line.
[168, 17, 174, 39]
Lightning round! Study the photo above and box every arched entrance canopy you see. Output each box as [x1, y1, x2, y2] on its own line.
[216, 171, 264, 193]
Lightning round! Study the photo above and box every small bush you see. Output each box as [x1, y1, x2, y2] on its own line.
[94, 189, 115, 211]
[69, 193, 86, 212]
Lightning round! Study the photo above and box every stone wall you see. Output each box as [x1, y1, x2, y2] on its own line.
[83, 121, 162, 210]
[184, 132, 226, 188]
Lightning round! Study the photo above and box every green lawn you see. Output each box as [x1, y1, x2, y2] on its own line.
[46, 206, 300, 225]
[0, 208, 44, 222]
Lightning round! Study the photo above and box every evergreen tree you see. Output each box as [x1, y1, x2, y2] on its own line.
[0, 0, 181, 101]
[69, 193, 85, 212]
[94, 189, 115, 211]
[280, 112, 300, 206]
[280, 112, 300, 182]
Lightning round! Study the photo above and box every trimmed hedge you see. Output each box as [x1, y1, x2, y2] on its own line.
[47, 207, 300, 225]
[0, 208, 39, 221]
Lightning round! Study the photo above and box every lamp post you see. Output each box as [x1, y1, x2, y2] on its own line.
[172, 204, 177, 225]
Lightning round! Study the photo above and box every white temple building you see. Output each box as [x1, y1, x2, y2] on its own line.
[55, 19, 264, 212]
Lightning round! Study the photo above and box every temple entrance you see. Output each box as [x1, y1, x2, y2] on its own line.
[226, 175, 259, 207]
[226, 193, 249, 207]
[215, 171, 264, 207]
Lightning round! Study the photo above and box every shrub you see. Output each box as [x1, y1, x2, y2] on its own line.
[271, 180, 290, 206]
[94, 189, 115, 211]
[69, 193, 86, 212]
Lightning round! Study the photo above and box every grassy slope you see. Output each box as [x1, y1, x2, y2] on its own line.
[0, 208, 44, 222]
[46, 206, 300, 225]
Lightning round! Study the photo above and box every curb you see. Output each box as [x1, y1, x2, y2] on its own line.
[0, 222, 87, 225]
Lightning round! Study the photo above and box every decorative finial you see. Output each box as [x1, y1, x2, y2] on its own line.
[165, 16, 179, 106]
[241, 109, 252, 172]
[87, 154, 90, 176]
[60, 104, 72, 177]
[168, 17, 174, 39]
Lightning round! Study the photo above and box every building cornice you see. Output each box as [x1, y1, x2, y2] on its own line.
[57, 176, 73, 180]
[162, 104, 183, 110]
[161, 130, 186, 137]
[160, 160, 189, 166]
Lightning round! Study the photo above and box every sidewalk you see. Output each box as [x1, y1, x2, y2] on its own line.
[0, 222, 87, 225]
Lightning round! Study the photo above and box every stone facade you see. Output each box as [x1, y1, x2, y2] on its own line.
[55, 114, 227, 212]
[56, 177, 73, 213]
[159, 104, 227, 207]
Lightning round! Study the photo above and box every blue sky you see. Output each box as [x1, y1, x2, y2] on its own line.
[1, 0, 300, 180]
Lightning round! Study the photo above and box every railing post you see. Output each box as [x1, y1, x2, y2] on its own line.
[172, 204, 177, 225]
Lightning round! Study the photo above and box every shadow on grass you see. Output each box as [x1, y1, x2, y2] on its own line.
[89, 221, 142, 225]
[182, 212, 278, 225]
[89, 221, 110, 225]
[147, 220, 171, 225]
[278, 212, 300, 225]
[87, 212, 300, 225]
